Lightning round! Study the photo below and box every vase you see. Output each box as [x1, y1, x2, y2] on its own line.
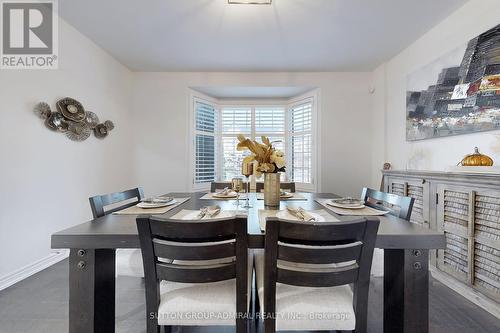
[264, 173, 280, 207]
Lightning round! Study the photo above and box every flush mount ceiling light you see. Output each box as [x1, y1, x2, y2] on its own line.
[228, 0, 272, 4]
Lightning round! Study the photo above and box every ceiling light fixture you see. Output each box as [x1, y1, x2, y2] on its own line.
[228, 0, 272, 4]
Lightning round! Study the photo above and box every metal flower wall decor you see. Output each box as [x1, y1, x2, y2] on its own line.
[33, 97, 115, 141]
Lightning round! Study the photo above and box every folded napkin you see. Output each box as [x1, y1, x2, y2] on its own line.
[197, 205, 221, 219]
[286, 207, 316, 222]
[216, 187, 234, 196]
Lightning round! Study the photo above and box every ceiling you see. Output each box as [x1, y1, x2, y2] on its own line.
[192, 86, 315, 99]
[59, 0, 469, 72]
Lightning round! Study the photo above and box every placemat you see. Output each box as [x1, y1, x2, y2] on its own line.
[200, 193, 248, 200]
[171, 209, 245, 220]
[255, 192, 307, 201]
[113, 197, 190, 215]
[258, 209, 339, 231]
[315, 198, 389, 216]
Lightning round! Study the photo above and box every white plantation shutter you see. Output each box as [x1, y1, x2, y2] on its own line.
[290, 102, 312, 132]
[222, 107, 252, 133]
[289, 101, 313, 184]
[255, 107, 285, 133]
[255, 107, 286, 179]
[221, 107, 251, 180]
[194, 101, 217, 184]
[255, 108, 285, 153]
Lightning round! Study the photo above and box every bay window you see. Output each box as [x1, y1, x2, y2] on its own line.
[191, 92, 317, 191]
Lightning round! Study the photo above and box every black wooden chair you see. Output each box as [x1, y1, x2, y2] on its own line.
[255, 217, 380, 333]
[360, 187, 414, 220]
[89, 187, 144, 217]
[256, 181, 296, 193]
[89, 187, 145, 277]
[136, 215, 250, 333]
[360, 187, 414, 277]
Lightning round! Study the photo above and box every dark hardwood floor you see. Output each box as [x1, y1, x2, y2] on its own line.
[0, 259, 499, 333]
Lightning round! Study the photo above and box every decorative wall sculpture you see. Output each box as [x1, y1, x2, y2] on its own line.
[34, 97, 115, 141]
[406, 24, 500, 141]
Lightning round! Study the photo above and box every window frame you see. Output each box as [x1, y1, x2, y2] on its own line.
[189, 91, 320, 192]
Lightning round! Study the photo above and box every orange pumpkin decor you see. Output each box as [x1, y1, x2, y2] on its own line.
[459, 147, 494, 166]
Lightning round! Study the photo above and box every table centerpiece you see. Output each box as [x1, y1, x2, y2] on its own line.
[236, 134, 285, 207]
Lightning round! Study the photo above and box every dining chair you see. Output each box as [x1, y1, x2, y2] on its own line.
[360, 187, 414, 277]
[89, 187, 145, 277]
[360, 187, 414, 220]
[136, 215, 251, 333]
[211, 181, 233, 192]
[256, 181, 296, 193]
[255, 217, 380, 333]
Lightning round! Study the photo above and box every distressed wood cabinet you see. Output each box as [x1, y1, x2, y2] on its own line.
[383, 170, 500, 306]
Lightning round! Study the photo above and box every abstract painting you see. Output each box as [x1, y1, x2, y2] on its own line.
[406, 24, 500, 141]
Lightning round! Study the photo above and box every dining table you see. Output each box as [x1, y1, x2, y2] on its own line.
[51, 191, 445, 333]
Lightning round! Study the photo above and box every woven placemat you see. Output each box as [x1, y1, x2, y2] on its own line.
[258, 209, 339, 231]
[200, 193, 248, 200]
[315, 198, 389, 216]
[170, 209, 245, 220]
[255, 192, 307, 201]
[113, 197, 190, 215]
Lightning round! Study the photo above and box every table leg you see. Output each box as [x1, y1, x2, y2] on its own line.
[69, 248, 116, 333]
[384, 249, 429, 333]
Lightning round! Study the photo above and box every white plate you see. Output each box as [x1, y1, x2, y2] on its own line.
[276, 210, 325, 222]
[328, 200, 365, 209]
[212, 192, 238, 198]
[280, 192, 294, 198]
[182, 210, 234, 220]
[136, 199, 177, 209]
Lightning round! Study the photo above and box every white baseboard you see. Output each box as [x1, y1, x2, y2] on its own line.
[430, 267, 500, 319]
[0, 249, 70, 291]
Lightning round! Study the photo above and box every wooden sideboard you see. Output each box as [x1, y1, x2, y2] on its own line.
[382, 170, 500, 311]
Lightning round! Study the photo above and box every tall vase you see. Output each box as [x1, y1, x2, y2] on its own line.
[264, 173, 280, 207]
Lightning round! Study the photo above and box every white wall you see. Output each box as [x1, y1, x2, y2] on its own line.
[372, 0, 500, 183]
[0, 19, 134, 280]
[131, 72, 374, 198]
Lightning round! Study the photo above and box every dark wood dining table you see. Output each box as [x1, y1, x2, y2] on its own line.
[51, 192, 445, 333]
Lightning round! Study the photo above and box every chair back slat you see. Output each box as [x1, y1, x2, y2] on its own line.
[278, 220, 366, 244]
[211, 182, 232, 192]
[360, 187, 414, 220]
[155, 262, 236, 283]
[278, 241, 362, 264]
[153, 238, 236, 261]
[277, 264, 359, 288]
[256, 182, 295, 193]
[89, 187, 144, 218]
[212, 181, 296, 193]
[149, 218, 236, 240]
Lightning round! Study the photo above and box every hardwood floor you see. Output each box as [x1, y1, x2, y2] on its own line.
[0, 259, 499, 333]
